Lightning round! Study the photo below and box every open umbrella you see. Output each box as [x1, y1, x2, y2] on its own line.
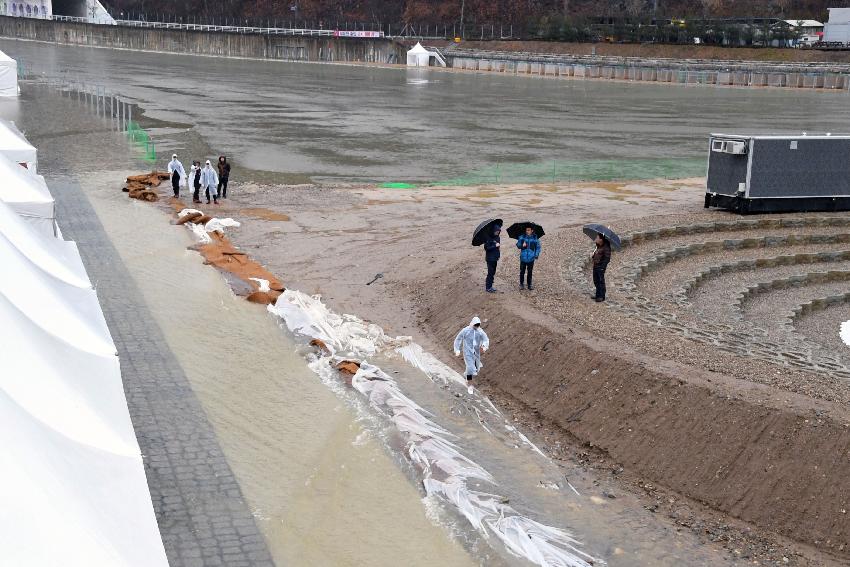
[472, 218, 503, 246]
[507, 222, 545, 240]
[583, 223, 622, 250]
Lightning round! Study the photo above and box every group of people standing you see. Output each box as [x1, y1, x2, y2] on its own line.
[167, 154, 232, 205]
[479, 221, 611, 302]
[482, 224, 542, 293]
[460, 222, 614, 395]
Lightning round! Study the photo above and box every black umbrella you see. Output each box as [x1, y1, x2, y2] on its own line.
[583, 223, 622, 250]
[507, 222, 545, 240]
[472, 218, 503, 246]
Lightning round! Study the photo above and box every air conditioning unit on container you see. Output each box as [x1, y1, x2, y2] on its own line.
[725, 141, 747, 154]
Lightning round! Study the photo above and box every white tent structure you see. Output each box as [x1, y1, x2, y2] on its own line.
[0, 197, 169, 566]
[0, 50, 18, 97]
[0, 153, 56, 237]
[0, 120, 37, 171]
[406, 42, 446, 67]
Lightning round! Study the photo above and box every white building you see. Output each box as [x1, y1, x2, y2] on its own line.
[0, 1, 52, 19]
[783, 19, 824, 35]
[824, 7, 850, 43]
[0, 0, 115, 24]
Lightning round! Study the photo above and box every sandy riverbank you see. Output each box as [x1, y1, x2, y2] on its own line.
[191, 176, 850, 566]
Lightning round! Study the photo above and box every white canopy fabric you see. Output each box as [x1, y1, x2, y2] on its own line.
[407, 42, 431, 67]
[0, 120, 37, 172]
[0, 199, 168, 566]
[0, 152, 55, 237]
[0, 199, 88, 287]
[0, 227, 116, 357]
[0, 50, 18, 97]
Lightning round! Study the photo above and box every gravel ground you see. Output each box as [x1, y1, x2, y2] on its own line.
[510, 211, 850, 405]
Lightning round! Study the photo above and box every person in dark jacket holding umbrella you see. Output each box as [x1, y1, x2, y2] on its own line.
[591, 234, 611, 302]
[483, 225, 501, 293]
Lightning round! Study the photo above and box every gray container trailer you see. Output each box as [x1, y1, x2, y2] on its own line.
[704, 133, 850, 214]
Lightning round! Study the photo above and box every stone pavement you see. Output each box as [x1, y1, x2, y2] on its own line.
[50, 177, 276, 567]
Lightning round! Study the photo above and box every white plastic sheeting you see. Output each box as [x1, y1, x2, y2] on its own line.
[0, 152, 55, 237]
[0, 201, 168, 565]
[178, 207, 241, 244]
[269, 290, 600, 567]
[0, 120, 37, 172]
[0, 49, 17, 97]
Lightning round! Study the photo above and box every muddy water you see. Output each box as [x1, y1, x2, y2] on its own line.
[75, 171, 479, 567]
[4, 38, 850, 184]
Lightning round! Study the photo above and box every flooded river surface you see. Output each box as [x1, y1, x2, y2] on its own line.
[2, 38, 850, 184]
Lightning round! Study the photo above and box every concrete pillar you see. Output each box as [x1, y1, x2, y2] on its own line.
[478, 60, 491, 71]
[573, 65, 586, 78]
[587, 65, 600, 78]
[545, 63, 558, 75]
[517, 62, 529, 74]
[614, 67, 626, 80]
[558, 63, 571, 77]
[718, 71, 732, 85]
[768, 73, 786, 87]
[787, 72, 802, 87]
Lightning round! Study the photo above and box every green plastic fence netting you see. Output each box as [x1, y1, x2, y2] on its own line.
[430, 157, 706, 186]
[126, 121, 156, 163]
[380, 182, 418, 189]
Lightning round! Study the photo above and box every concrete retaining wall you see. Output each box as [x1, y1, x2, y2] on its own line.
[445, 50, 850, 91]
[0, 16, 406, 64]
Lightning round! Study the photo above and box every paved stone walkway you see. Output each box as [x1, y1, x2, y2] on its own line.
[50, 177, 276, 567]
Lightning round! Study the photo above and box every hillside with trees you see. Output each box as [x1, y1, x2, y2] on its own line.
[104, 0, 847, 23]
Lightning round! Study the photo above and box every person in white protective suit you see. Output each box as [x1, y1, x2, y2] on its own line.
[201, 159, 219, 205]
[454, 316, 489, 395]
[167, 154, 187, 198]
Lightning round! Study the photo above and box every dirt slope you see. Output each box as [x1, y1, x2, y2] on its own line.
[408, 262, 850, 561]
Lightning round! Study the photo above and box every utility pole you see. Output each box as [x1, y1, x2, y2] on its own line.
[460, 0, 465, 38]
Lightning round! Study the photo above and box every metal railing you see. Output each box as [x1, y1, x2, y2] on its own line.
[51, 14, 383, 38]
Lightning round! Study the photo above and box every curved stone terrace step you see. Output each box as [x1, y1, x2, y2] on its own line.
[736, 269, 850, 321]
[564, 218, 850, 293]
[676, 250, 850, 306]
[617, 233, 850, 296]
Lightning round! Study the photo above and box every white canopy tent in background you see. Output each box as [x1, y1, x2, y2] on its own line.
[0, 197, 168, 562]
[0, 50, 17, 97]
[0, 153, 56, 237]
[0, 120, 37, 171]
[406, 42, 446, 67]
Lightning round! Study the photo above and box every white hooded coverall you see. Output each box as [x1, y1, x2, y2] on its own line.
[453, 316, 489, 377]
[168, 157, 187, 187]
[200, 162, 219, 198]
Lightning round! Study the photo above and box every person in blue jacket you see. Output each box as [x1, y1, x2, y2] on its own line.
[483, 224, 501, 293]
[516, 226, 541, 290]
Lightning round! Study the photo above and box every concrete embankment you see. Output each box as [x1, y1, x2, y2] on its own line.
[0, 16, 405, 64]
[441, 47, 850, 90]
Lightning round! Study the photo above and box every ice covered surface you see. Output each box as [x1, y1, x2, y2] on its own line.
[269, 290, 601, 567]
